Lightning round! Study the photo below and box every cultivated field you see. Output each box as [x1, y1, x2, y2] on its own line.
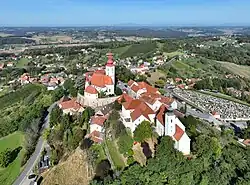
[16, 58, 30, 68]
[217, 61, 250, 79]
[0, 132, 25, 185]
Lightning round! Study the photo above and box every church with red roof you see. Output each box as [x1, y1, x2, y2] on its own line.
[119, 80, 190, 155]
[84, 53, 115, 99]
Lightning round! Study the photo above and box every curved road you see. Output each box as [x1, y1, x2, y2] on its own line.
[13, 102, 58, 185]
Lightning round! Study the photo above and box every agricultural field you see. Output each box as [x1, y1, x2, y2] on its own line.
[217, 61, 250, 79]
[121, 42, 157, 58]
[16, 58, 30, 68]
[111, 45, 131, 56]
[147, 69, 166, 85]
[164, 51, 184, 58]
[0, 132, 25, 185]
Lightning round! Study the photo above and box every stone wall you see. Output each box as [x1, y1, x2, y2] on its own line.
[77, 93, 119, 108]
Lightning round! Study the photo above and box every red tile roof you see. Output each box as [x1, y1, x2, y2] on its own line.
[91, 73, 113, 87]
[175, 78, 183, 83]
[130, 101, 154, 121]
[117, 93, 133, 104]
[128, 80, 135, 87]
[130, 81, 158, 94]
[59, 96, 70, 104]
[59, 98, 83, 110]
[91, 116, 106, 126]
[173, 125, 184, 141]
[123, 99, 142, 110]
[159, 96, 175, 106]
[89, 130, 103, 143]
[85, 86, 98, 94]
[139, 95, 156, 105]
[156, 105, 167, 126]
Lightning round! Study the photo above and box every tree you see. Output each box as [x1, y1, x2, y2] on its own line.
[99, 91, 106, 98]
[52, 87, 65, 102]
[118, 132, 133, 154]
[69, 86, 78, 97]
[193, 135, 222, 160]
[134, 121, 153, 142]
[50, 106, 63, 128]
[0, 148, 12, 168]
[63, 79, 75, 90]
[113, 100, 122, 111]
[115, 87, 123, 96]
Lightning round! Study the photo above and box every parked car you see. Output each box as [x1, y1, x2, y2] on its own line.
[28, 174, 36, 179]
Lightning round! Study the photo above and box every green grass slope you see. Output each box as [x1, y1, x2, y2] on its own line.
[0, 132, 25, 185]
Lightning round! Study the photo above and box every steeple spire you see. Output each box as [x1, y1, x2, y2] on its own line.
[106, 52, 114, 67]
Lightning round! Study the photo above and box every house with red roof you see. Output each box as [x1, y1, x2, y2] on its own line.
[119, 82, 190, 155]
[89, 116, 106, 143]
[20, 73, 30, 85]
[130, 64, 149, 74]
[212, 111, 220, 119]
[58, 97, 84, 115]
[84, 53, 115, 97]
[127, 80, 160, 98]
[7, 62, 14, 67]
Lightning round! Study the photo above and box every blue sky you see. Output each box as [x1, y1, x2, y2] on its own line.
[1, 0, 250, 26]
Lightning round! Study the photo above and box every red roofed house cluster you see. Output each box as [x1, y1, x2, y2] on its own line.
[87, 104, 113, 143]
[84, 53, 115, 99]
[119, 80, 190, 155]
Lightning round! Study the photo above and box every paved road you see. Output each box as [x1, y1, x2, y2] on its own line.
[13, 102, 57, 185]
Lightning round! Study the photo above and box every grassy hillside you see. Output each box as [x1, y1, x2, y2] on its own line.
[217, 61, 250, 79]
[160, 57, 226, 79]
[0, 84, 43, 110]
[0, 132, 25, 185]
[16, 58, 30, 68]
[121, 42, 157, 58]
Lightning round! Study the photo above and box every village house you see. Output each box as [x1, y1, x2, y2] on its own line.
[58, 96, 84, 115]
[119, 81, 190, 155]
[7, 62, 14, 67]
[130, 64, 149, 74]
[89, 116, 106, 143]
[87, 104, 113, 143]
[20, 73, 30, 85]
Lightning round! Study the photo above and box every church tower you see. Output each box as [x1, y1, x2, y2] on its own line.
[105, 52, 115, 84]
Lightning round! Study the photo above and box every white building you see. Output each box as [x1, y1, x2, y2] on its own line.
[119, 81, 191, 155]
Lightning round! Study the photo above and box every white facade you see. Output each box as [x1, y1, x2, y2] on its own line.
[105, 65, 115, 85]
[170, 101, 178, 110]
[164, 113, 176, 136]
[145, 100, 162, 112]
[90, 124, 103, 134]
[175, 133, 191, 155]
[155, 119, 165, 136]
[106, 84, 114, 95]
